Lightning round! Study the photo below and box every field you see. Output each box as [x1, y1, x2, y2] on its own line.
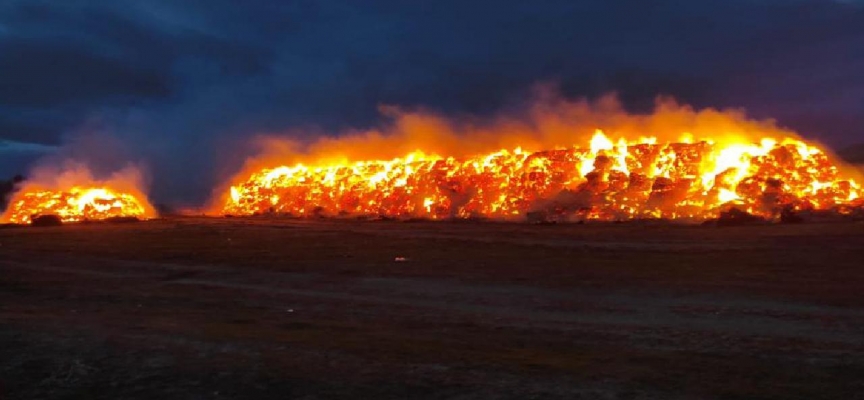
[2, 217, 864, 399]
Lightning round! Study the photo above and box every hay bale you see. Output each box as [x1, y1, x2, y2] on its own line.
[716, 208, 765, 226]
[31, 215, 63, 227]
[526, 211, 549, 224]
[779, 207, 804, 224]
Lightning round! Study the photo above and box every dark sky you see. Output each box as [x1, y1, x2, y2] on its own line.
[1, 0, 862, 205]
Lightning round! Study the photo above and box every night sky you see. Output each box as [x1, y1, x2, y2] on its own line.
[1, 0, 862, 205]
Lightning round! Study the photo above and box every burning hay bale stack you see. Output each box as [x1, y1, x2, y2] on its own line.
[3, 187, 153, 225]
[221, 131, 862, 224]
[1, 164, 157, 226]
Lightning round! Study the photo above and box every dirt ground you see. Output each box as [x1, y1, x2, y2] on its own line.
[2, 217, 864, 399]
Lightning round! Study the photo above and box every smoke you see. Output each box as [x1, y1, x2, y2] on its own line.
[18, 161, 149, 199]
[0, 175, 23, 213]
[1, 128, 157, 221]
[211, 88, 828, 209]
[28, 126, 151, 191]
[243, 88, 807, 162]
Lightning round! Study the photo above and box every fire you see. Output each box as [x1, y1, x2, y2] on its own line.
[221, 131, 863, 221]
[2, 164, 156, 225]
[5, 187, 153, 224]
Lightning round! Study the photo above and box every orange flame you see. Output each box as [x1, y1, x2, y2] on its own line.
[5, 187, 154, 224]
[2, 164, 156, 224]
[220, 130, 862, 221]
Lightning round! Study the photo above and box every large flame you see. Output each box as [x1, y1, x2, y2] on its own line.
[5, 187, 153, 224]
[2, 164, 156, 224]
[221, 130, 862, 221]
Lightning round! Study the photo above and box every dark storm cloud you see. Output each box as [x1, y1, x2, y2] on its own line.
[0, 0, 270, 143]
[0, 39, 169, 108]
[0, 0, 862, 204]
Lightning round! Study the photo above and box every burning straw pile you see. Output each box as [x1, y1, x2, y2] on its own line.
[222, 131, 862, 223]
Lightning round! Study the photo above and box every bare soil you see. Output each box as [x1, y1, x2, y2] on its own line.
[2, 217, 864, 399]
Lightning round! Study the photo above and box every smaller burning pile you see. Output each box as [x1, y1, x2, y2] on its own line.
[5, 187, 151, 224]
[2, 164, 155, 225]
